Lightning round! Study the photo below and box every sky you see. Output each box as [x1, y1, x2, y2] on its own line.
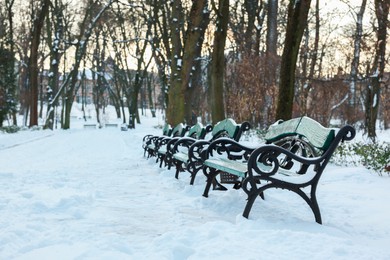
[0, 106, 390, 259]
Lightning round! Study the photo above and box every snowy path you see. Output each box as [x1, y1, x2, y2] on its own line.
[0, 127, 228, 259]
[0, 128, 186, 257]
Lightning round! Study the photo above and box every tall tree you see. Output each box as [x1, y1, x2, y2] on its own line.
[266, 0, 278, 58]
[209, 0, 229, 124]
[44, 0, 71, 129]
[365, 0, 389, 140]
[298, 0, 320, 116]
[349, 0, 367, 123]
[276, 0, 311, 120]
[166, 0, 209, 126]
[181, 0, 209, 124]
[0, 0, 17, 127]
[0, 48, 17, 127]
[166, 0, 185, 126]
[150, 0, 171, 114]
[28, 0, 50, 127]
[49, 0, 115, 129]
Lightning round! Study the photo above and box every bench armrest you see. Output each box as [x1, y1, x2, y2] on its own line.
[164, 137, 191, 165]
[155, 136, 174, 151]
[170, 136, 198, 154]
[246, 125, 356, 177]
[143, 134, 154, 142]
[142, 134, 156, 148]
[143, 135, 160, 147]
[187, 140, 212, 164]
[185, 139, 213, 174]
[248, 144, 321, 176]
[204, 137, 256, 162]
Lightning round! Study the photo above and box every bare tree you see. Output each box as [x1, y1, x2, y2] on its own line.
[349, 0, 367, 124]
[48, 0, 116, 129]
[364, 0, 389, 140]
[28, 0, 50, 127]
[276, 0, 311, 120]
[209, 0, 229, 124]
[181, 0, 210, 124]
[165, 0, 210, 126]
[0, 0, 18, 127]
[266, 0, 278, 57]
[44, 0, 74, 129]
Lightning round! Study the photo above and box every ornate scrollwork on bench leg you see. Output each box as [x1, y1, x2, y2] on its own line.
[202, 166, 227, 197]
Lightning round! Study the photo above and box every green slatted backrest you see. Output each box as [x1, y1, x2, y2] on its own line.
[171, 123, 187, 137]
[211, 119, 240, 140]
[264, 118, 302, 143]
[162, 124, 172, 136]
[265, 117, 335, 151]
[188, 122, 206, 139]
[296, 117, 335, 151]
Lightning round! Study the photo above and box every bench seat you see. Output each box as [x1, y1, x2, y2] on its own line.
[204, 158, 247, 178]
[173, 152, 189, 163]
[204, 155, 317, 185]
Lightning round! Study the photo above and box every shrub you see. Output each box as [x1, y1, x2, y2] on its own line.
[0, 125, 20, 133]
[332, 141, 390, 176]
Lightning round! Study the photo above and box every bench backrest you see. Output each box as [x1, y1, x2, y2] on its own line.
[296, 117, 335, 151]
[187, 122, 213, 139]
[162, 124, 173, 136]
[211, 118, 251, 142]
[265, 116, 335, 152]
[171, 123, 189, 137]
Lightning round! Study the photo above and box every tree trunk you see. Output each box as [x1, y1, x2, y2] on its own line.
[266, 0, 278, 57]
[50, 0, 115, 129]
[349, 0, 367, 124]
[166, 0, 185, 126]
[301, 0, 319, 116]
[7, 0, 17, 126]
[365, 0, 389, 140]
[276, 0, 311, 121]
[29, 0, 50, 127]
[243, 0, 258, 54]
[182, 0, 209, 124]
[209, 0, 229, 124]
[44, 0, 65, 130]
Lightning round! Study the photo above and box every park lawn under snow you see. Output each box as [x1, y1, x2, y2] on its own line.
[0, 108, 390, 259]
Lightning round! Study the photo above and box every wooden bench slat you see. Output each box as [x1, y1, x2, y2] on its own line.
[296, 117, 335, 150]
[84, 124, 97, 129]
[211, 119, 240, 140]
[105, 123, 118, 128]
[173, 152, 189, 162]
[264, 118, 301, 142]
[204, 158, 247, 178]
[187, 122, 209, 139]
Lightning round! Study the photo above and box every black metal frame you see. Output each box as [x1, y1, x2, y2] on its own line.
[201, 123, 355, 224]
[241, 125, 356, 224]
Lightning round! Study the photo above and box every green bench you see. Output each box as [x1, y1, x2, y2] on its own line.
[170, 118, 251, 185]
[143, 124, 172, 158]
[201, 116, 356, 224]
[154, 123, 191, 167]
[105, 123, 118, 128]
[83, 123, 97, 129]
[163, 122, 213, 169]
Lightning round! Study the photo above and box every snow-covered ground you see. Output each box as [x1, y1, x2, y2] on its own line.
[1, 107, 390, 259]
